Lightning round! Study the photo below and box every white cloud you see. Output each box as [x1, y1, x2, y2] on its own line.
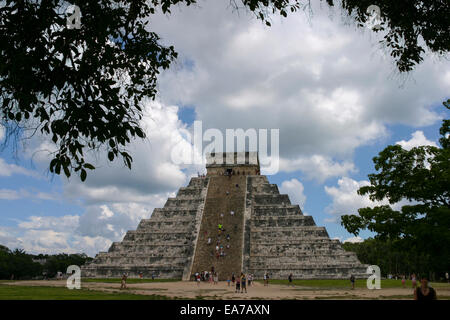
[18, 215, 79, 231]
[324, 177, 412, 222]
[0, 189, 20, 200]
[0, 214, 113, 256]
[0, 188, 57, 201]
[343, 236, 364, 243]
[0, 158, 40, 178]
[280, 178, 307, 208]
[153, 1, 446, 166]
[279, 155, 357, 182]
[324, 177, 374, 221]
[396, 130, 438, 150]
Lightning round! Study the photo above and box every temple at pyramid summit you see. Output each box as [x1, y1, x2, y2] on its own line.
[82, 152, 367, 280]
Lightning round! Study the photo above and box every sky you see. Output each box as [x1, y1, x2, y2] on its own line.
[0, 1, 449, 256]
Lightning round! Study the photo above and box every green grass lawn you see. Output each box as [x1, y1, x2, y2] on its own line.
[257, 279, 450, 289]
[0, 284, 172, 300]
[82, 278, 178, 284]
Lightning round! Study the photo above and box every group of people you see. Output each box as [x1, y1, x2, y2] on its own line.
[227, 272, 253, 293]
[193, 270, 219, 285]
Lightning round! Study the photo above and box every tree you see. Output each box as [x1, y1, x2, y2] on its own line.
[341, 99, 450, 278]
[1, 1, 449, 181]
[342, 238, 433, 277]
[332, 0, 450, 72]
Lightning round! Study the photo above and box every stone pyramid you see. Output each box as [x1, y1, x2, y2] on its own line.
[82, 152, 367, 280]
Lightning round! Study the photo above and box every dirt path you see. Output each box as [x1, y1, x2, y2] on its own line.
[6, 280, 449, 299]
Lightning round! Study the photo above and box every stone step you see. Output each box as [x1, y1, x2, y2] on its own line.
[248, 262, 366, 269]
[150, 208, 199, 219]
[164, 198, 205, 208]
[250, 226, 329, 238]
[249, 255, 359, 263]
[250, 215, 315, 227]
[252, 205, 302, 214]
[249, 238, 340, 245]
[190, 175, 247, 280]
[252, 194, 291, 206]
[187, 177, 209, 188]
[175, 187, 207, 199]
[248, 183, 280, 194]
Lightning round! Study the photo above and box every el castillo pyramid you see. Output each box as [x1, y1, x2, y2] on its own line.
[82, 152, 366, 280]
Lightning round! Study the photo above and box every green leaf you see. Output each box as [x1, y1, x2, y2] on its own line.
[84, 163, 95, 170]
[80, 169, 87, 182]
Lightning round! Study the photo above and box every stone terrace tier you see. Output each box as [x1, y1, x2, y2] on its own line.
[243, 175, 367, 279]
[81, 177, 209, 279]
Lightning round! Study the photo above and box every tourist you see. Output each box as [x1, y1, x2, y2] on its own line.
[226, 234, 230, 241]
[414, 276, 437, 300]
[241, 273, 247, 293]
[288, 273, 293, 287]
[412, 274, 417, 288]
[152, 272, 156, 280]
[446, 272, 449, 283]
[247, 274, 252, 286]
[401, 275, 406, 288]
[350, 274, 355, 290]
[226, 244, 230, 249]
[227, 277, 231, 287]
[232, 273, 236, 285]
[263, 272, 267, 286]
[214, 272, 219, 285]
[235, 184, 239, 188]
[207, 237, 212, 244]
[230, 210, 235, 216]
[235, 277, 241, 293]
[220, 213, 224, 218]
[196, 273, 201, 286]
[120, 273, 127, 290]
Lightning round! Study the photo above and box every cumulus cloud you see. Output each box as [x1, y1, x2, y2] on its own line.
[343, 236, 364, 243]
[0, 214, 113, 256]
[324, 177, 382, 222]
[0, 158, 40, 178]
[279, 155, 356, 182]
[0, 188, 174, 256]
[280, 178, 307, 208]
[153, 1, 446, 168]
[0, 188, 57, 201]
[396, 130, 438, 150]
[55, 100, 200, 205]
[324, 177, 411, 222]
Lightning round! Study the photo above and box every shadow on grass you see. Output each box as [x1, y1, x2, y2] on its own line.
[0, 284, 172, 300]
